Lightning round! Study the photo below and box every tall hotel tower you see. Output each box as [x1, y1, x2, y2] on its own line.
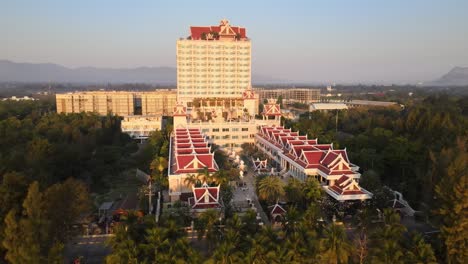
[176, 19, 251, 105]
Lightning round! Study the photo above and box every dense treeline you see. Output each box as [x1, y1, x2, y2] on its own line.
[0, 100, 138, 262]
[287, 94, 466, 207]
[286, 94, 467, 262]
[0, 100, 137, 188]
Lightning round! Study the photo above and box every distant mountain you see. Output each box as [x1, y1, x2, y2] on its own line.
[0, 60, 176, 84]
[0, 60, 283, 84]
[431, 66, 468, 86]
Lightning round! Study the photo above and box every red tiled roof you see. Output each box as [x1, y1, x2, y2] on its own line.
[190, 25, 247, 40]
[263, 104, 282, 116]
[269, 204, 286, 215]
[189, 184, 221, 209]
[302, 151, 325, 165]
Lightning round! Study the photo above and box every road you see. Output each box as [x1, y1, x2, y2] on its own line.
[64, 235, 112, 264]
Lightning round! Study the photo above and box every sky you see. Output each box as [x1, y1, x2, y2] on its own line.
[1, 0, 468, 84]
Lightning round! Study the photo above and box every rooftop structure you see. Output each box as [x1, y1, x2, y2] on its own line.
[345, 100, 398, 108]
[255, 125, 372, 201]
[310, 103, 348, 111]
[188, 183, 222, 213]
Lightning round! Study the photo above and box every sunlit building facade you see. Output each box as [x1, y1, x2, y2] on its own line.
[176, 19, 251, 105]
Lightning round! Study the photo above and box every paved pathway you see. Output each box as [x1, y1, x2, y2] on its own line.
[232, 167, 270, 225]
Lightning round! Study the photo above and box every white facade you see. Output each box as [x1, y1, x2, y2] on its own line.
[176, 20, 251, 105]
[121, 115, 162, 139]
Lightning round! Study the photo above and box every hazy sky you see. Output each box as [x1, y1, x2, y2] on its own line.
[1, 0, 468, 84]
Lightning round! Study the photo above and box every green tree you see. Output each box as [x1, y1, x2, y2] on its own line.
[195, 209, 220, 250]
[302, 177, 322, 204]
[434, 141, 468, 264]
[407, 233, 437, 264]
[319, 223, 353, 264]
[43, 178, 91, 242]
[369, 209, 407, 264]
[284, 177, 304, 205]
[257, 176, 285, 203]
[3, 182, 54, 263]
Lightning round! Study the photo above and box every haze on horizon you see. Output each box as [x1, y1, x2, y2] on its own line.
[1, 0, 468, 84]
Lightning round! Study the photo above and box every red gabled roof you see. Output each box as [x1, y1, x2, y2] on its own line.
[263, 104, 282, 116]
[321, 151, 339, 167]
[189, 184, 221, 209]
[302, 151, 325, 165]
[330, 175, 365, 195]
[269, 204, 286, 215]
[189, 25, 247, 40]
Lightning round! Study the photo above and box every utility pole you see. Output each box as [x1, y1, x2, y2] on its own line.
[147, 180, 153, 215]
[335, 109, 339, 133]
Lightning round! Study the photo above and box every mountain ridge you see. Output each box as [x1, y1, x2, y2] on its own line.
[431, 66, 468, 86]
[0, 60, 284, 84]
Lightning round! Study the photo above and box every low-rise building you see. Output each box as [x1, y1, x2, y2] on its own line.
[121, 115, 162, 139]
[255, 125, 372, 201]
[56, 90, 177, 116]
[255, 88, 321, 104]
[309, 103, 348, 112]
[168, 128, 219, 203]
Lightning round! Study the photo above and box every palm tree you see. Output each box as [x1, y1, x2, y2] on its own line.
[213, 169, 230, 186]
[282, 206, 301, 235]
[183, 174, 199, 187]
[319, 223, 353, 264]
[369, 209, 408, 264]
[303, 177, 322, 204]
[284, 177, 303, 205]
[150, 156, 169, 190]
[195, 209, 220, 250]
[211, 215, 243, 263]
[257, 176, 284, 203]
[198, 167, 215, 185]
[150, 156, 168, 175]
[245, 226, 282, 264]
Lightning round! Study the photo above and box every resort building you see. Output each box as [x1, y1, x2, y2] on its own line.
[255, 125, 372, 201]
[176, 19, 251, 105]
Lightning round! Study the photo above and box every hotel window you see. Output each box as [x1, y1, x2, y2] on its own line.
[232, 136, 238, 139]
[242, 128, 248, 132]
[222, 128, 229, 132]
[232, 128, 239, 132]
[212, 128, 219, 132]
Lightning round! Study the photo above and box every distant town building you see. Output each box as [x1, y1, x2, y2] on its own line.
[310, 103, 348, 112]
[2, 95, 36, 101]
[56, 90, 177, 116]
[345, 100, 397, 108]
[255, 88, 321, 104]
